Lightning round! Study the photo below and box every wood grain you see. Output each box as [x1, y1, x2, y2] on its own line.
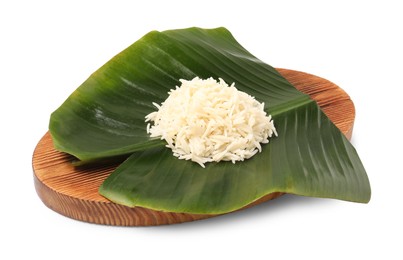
[32, 68, 355, 226]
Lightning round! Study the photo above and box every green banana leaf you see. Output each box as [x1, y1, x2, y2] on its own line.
[49, 27, 371, 214]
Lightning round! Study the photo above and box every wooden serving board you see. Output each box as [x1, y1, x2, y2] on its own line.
[32, 69, 355, 226]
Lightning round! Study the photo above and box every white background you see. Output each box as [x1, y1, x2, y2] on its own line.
[1, 0, 402, 259]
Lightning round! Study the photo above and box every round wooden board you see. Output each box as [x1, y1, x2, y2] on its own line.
[32, 68, 355, 226]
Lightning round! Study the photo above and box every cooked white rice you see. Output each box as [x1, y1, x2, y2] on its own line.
[145, 77, 277, 168]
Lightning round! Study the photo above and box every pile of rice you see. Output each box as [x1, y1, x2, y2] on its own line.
[145, 77, 277, 168]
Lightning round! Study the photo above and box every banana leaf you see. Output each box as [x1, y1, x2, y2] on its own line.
[49, 27, 370, 214]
